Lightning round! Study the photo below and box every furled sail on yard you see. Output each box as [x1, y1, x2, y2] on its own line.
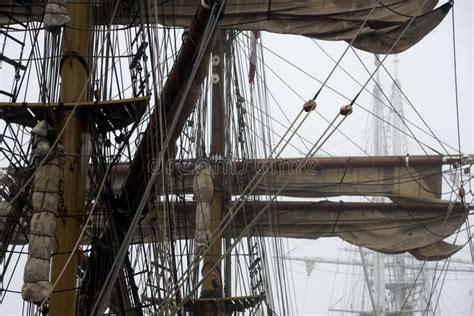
[2, 154, 468, 260]
[146, 198, 466, 260]
[153, 0, 452, 54]
[21, 121, 64, 304]
[0, 0, 451, 54]
[133, 155, 469, 260]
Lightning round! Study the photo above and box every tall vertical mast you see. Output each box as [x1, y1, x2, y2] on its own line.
[391, 55, 405, 155]
[199, 31, 225, 315]
[50, 1, 89, 315]
[372, 55, 386, 316]
[389, 55, 409, 311]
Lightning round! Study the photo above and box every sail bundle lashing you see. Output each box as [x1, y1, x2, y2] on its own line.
[43, 0, 70, 33]
[193, 161, 213, 251]
[21, 120, 64, 304]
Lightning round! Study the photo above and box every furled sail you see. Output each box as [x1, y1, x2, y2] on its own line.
[21, 121, 65, 304]
[0, 0, 451, 54]
[151, 0, 452, 54]
[43, 0, 70, 33]
[144, 199, 467, 261]
[106, 156, 447, 199]
[193, 162, 214, 250]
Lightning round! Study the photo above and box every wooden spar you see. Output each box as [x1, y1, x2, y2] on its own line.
[141, 200, 467, 240]
[0, 97, 149, 132]
[118, 1, 214, 213]
[199, 31, 225, 314]
[96, 155, 470, 199]
[1, 200, 467, 247]
[149, 200, 467, 214]
[107, 154, 472, 176]
[49, 1, 89, 315]
[0, 96, 148, 108]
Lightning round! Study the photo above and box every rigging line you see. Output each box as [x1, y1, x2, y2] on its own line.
[197, 108, 309, 232]
[177, 113, 349, 308]
[373, 56, 458, 156]
[349, 49, 460, 200]
[246, 96, 333, 156]
[247, 43, 316, 153]
[422, 220, 467, 316]
[230, 75, 352, 266]
[398, 259, 428, 315]
[228, 47, 291, 307]
[311, 1, 379, 100]
[373, 54, 452, 158]
[242, 106, 454, 196]
[269, 216, 470, 236]
[91, 1, 228, 313]
[450, 2, 464, 186]
[37, 151, 118, 309]
[162, 105, 333, 304]
[329, 2, 432, 117]
[358, 247, 377, 314]
[33, 0, 126, 308]
[466, 216, 474, 264]
[377, 1, 419, 18]
[343, 5, 432, 144]
[235, 38, 371, 157]
[258, 32, 276, 154]
[255, 50, 276, 161]
[241, 37, 447, 156]
[0, 244, 26, 302]
[311, 38, 458, 155]
[467, 217, 474, 264]
[428, 253, 454, 314]
[241, 103, 308, 155]
[143, 4, 179, 296]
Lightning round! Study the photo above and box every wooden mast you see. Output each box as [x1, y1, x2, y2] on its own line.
[50, 1, 89, 314]
[199, 31, 225, 315]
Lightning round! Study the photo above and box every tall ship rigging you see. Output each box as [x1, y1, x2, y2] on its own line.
[286, 55, 474, 315]
[0, 0, 472, 315]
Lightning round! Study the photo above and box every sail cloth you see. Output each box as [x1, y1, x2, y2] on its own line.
[248, 30, 260, 83]
[0, 0, 450, 54]
[193, 162, 214, 250]
[168, 157, 444, 199]
[242, 161, 443, 199]
[151, 0, 451, 54]
[143, 199, 467, 261]
[43, 0, 70, 33]
[254, 199, 466, 260]
[21, 121, 64, 304]
[93, 156, 444, 199]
